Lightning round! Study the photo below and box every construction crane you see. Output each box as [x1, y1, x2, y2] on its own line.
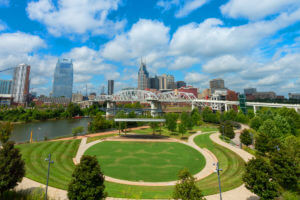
[0, 67, 16, 73]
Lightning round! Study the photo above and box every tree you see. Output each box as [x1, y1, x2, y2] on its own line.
[68, 155, 107, 200]
[0, 122, 13, 144]
[72, 126, 85, 136]
[243, 157, 280, 200]
[255, 132, 271, 155]
[191, 109, 202, 126]
[202, 107, 219, 124]
[240, 129, 252, 146]
[270, 147, 298, 190]
[165, 113, 178, 132]
[173, 168, 206, 200]
[250, 116, 262, 131]
[258, 119, 280, 138]
[150, 122, 159, 135]
[273, 115, 291, 136]
[181, 112, 193, 130]
[178, 123, 187, 137]
[219, 121, 235, 139]
[0, 141, 25, 195]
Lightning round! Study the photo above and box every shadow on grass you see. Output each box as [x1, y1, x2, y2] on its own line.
[180, 136, 188, 140]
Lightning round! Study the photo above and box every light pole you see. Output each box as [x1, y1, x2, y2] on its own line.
[214, 162, 223, 200]
[222, 125, 225, 140]
[45, 153, 54, 200]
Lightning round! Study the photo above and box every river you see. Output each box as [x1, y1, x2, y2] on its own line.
[10, 118, 91, 143]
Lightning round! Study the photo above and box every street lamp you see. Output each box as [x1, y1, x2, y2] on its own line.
[213, 162, 223, 200]
[222, 125, 225, 140]
[45, 153, 54, 200]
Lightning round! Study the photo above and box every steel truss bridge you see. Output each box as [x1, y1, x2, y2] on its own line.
[77, 90, 300, 116]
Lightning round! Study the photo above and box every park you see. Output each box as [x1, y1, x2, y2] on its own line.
[0, 105, 299, 200]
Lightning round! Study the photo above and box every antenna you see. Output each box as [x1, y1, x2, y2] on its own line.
[86, 84, 88, 96]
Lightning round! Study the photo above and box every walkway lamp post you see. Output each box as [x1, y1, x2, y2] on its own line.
[45, 153, 54, 200]
[214, 162, 223, 200]
[221, 125, 225, 141]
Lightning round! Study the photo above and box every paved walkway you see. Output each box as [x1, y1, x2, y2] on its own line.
[74, 132, 217, 186]
[15, 126, 258, 200]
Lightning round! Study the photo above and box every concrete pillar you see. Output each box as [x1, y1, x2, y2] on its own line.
[253, 106, 257, 115]
[150, 100, 161, 117]
[106, 101, 116, 117]
[225, 104, 228, 112]
[191, 101, 195, 111]
[295, 107, 299, 113]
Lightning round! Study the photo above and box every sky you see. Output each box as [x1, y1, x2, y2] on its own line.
[0, 0, 300, 96]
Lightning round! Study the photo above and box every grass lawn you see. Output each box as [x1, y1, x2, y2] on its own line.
[131, 125, 218, 140]
[86, 133, 117, 143]
[84, 141, 206, 182]
[16, 140, 80, 190]
[16, 131, 245, 199]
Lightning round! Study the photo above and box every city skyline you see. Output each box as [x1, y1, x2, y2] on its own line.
[0, 0, 300, 96]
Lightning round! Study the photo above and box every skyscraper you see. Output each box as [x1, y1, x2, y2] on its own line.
[166, 75, 175, 89]
[0, 80, 12, 94]
[158, 74, 167, 90]
[108, 80, 114, 95]
[138, 60, 149, 90]
[209, 78, 225, 94]
[149, 76, 159, 90]
[52, 58, 73, 98]
[12, 64, 30, 104]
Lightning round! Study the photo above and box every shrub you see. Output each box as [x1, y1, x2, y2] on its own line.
[240, 129, 252, 146]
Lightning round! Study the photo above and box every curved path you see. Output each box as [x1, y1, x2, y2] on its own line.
[15, 125, 258, 200]
[74, 132, 218, 186]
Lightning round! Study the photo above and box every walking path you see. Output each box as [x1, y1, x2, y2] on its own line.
[74, 132, 217, 186]
[15, 125, 258, 200]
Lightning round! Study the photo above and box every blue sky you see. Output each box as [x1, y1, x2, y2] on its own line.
[0, 0, 300, 96]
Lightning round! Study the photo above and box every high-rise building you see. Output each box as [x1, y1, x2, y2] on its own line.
[166, 75, 175, 89]
[149, 76, 159, 90]
[158, 74, 167, 90]
[0, 80, 12, 94]
[52, 58, 73, 98]
[210, 78, 225, 94]
[289, 93, 300, 100]
[176, 81, 186, 89]
[108, 80, 114, 95]
[138, 61, 149, 90]
[12, 64, 30, 104]
[244, 88, 257, 95]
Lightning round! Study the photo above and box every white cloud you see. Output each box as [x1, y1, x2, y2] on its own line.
[0, 32, 45, 56]
[184, 72, 208, 83]
[31, 76, 49, 85]
[26, 0, 125, 37]
[74, 74, 92, 83]
[169, 56, 199, 70]
[157, 0, 208, 18]
[175, 0, 207, 18]
[221, 0, 300, 20]
[101, 19, 170, 63]
[257, 74, 282, 86]
[202, 55, 247, 74]
[170, 9, 300, 57]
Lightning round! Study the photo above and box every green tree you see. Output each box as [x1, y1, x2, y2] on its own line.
[0, 141, 25, 195]
[178, 123, 187, 137]
[173, 168, 206, 200]
[273, 115, 291, 136]
[250, 116, 262, 131]
[181, 112, 193, 130]
[65, 103, 82, 118]
[240, 129, 252, 146]
[270, 147, 298, 190]
[258, 119, 280, 138]
[165, 113, 178, 132]
[235, 111, 249, 124]
[191, 109, 202, 126]
[0, 122, 13, 144]
[219, 121, 235, 139]
[255, 132, 271, 155]
[72, 126, 85, 137]
[150, 122, 159, 135]
[68, 155, 107, 200]
[243, 157, 280, 200]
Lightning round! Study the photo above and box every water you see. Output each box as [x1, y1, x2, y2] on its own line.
[10, 118, 91, 143]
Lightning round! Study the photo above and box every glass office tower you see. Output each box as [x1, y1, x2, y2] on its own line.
[52, 59, 73, 98]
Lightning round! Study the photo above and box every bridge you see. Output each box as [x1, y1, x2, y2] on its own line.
[77, 90, 300, 116]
